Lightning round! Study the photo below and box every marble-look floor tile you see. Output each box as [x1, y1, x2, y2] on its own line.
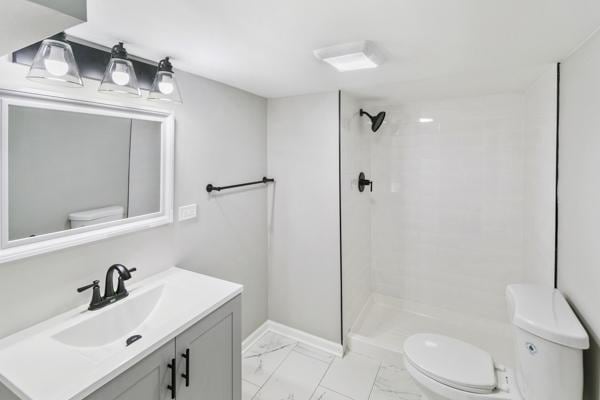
[370, 363, 423, 400]
[311, 387, 354, 400]
[321, 352, 381, 400]
[242, 379, 261, 400]
[254, 351, 330, 400]
[294, 342, 336, 364]
[243, 332, 298, 386]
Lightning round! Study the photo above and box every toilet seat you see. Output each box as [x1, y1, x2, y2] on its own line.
[405, 360, 516, 400]
[404, 334, 497, 394]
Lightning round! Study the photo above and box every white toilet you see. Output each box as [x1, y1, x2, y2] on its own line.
[68, 205, 124, 228]
[403, 284, 589, 400]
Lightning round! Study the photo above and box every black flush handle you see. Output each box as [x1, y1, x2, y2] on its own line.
[358, 172, 373, 193]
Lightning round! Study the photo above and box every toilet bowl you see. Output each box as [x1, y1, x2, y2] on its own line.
[403, 284, 589, 400]
[403, 334, 521, 400]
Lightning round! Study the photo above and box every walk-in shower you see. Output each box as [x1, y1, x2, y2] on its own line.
[339, 66, 558, 367]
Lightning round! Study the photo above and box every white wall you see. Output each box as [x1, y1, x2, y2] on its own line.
[0, 59, 268, 340]
[368, 94, 529, 322]
[559, 28, 600, 400]
[0, 0, 85, 58]
[523, 65, 557, 287]
[267, 91, 341, 343]
[340, 92, 371, 338]
[29, 0, 87, 20]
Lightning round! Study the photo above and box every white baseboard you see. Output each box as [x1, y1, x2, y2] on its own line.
[242, 320, 344, 358]
[242, 320, 271, 352]
[347, 332, 405, 366]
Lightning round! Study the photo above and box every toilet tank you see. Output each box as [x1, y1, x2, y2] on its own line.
[69, 206, 124, 229]
[506, 284, 589, 400]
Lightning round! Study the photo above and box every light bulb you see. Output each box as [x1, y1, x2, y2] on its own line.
[43, 46, 69, 77]
[111, 62, 130, 86]
[158, 75, 174, 94]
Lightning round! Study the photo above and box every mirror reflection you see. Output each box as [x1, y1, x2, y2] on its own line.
[7, 105, 161, 241]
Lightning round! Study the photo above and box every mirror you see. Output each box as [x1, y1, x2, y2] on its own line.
[0, 93, 174, 262]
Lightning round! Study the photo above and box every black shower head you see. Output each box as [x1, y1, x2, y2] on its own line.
[360, 109, 386, 132]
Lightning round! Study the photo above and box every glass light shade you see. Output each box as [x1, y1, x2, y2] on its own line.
[26, 39, 83, 87]
[148, 70, 182, 103]
[98, 58, 141, 97]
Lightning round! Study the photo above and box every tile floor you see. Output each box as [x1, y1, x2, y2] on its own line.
[242, 331, 425, 400]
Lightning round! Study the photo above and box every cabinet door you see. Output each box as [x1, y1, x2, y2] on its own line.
[176, 295, 241, 400]
[85, 340, 175, 400]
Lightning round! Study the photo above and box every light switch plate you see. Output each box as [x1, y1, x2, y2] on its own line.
[178, 204, 197, 221]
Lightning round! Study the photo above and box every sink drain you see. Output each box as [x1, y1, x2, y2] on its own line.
[126, 334, 142, 347]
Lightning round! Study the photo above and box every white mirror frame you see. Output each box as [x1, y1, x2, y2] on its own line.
[0, 91, 174, 263]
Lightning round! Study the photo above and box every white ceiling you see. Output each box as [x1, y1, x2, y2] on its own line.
[68, 0, 600, 102]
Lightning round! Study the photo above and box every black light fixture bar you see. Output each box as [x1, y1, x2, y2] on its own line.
[206, 177, 275, 193]
[12, 35, 159, 90]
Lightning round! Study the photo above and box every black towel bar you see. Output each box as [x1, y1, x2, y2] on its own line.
[206, 177, 274, 193]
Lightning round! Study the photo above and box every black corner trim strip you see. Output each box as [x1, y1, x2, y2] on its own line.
[338, 90, 344, 346]
[554, 63, 560, 289]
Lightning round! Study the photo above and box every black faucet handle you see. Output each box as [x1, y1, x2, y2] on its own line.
[77, 280, 100, 293]
[77, 280, 104, 310]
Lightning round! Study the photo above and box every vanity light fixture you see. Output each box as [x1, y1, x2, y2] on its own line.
[26, 33, 83, 87]
[148, 57, 183, 103]
[419, 117, 434, 123]
[98, 42, 141, 97]
[314, 41, 384, 72]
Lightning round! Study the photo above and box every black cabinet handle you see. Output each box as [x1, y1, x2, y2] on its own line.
[167, 358, 176, 399]
[181, 348, 190, 387]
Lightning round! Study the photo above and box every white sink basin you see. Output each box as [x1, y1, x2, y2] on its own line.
[0, 267, 242, 400]
[52, 285, 164, 348]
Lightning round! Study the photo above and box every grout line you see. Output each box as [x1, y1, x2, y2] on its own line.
[366, 362, 383, 400]
[242, 379, 261, 399]
[244, 334, 299, 399]
[309, 358, 337, 400]
[255, 343, 296, 390]
[318, 385, 358, 400]
[292, 344, 336, 364]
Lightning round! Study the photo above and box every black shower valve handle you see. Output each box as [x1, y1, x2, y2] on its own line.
[358, 172, 373, 193]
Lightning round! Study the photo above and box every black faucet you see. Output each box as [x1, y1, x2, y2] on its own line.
[77, 264, 137, 311]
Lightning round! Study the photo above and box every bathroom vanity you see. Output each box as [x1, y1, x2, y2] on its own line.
[0, 268, 242, 400]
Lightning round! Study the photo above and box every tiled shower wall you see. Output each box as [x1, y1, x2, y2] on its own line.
[369, 93, 534, 322]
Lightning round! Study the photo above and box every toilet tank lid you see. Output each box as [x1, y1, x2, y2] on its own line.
[69, 206, 124, 221]
[506, 284, 589, 349]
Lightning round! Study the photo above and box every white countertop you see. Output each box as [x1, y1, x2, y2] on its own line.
[0, 267, 243, 400]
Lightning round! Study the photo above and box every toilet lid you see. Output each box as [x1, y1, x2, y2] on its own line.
[404, 334, 497, 394]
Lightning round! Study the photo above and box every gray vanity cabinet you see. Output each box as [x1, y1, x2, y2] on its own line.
[84, 340, 174, 400]
[175, 296, 241, 400]
[85, 296, 241, 400]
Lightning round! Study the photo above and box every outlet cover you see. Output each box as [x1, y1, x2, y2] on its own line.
[178, 204, 197, 221]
